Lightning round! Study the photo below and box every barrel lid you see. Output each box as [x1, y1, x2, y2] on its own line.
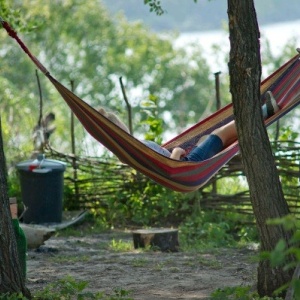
[16, 154, 66, 171]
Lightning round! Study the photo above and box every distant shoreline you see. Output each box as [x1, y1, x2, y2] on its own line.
[175, 19, 300, 73]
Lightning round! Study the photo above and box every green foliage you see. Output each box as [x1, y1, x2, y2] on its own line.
[140, 94, 164, 144]
[262, 38, 300, 76]
[143, 0, 199, 16]
[109, 239, 133, 252]
[179, 210, 257, 250]
[276, 125, 299, 142]
[2, 0, 298, 180]
[215, 176, 248, 194]
[237, 225, 259, 244]
[33, 276, 133, 300]
[1, 0, 214, 166]
[7, 171, 22, 200]
[116, 175, 189, 226]
[86, 98, 193, 227]
[260, 215, 300, 298]
[0, 0, 40, 32]
[144, 0, 164, 15]
[210, 286, 283, 300]
[0, 293, 28, 300]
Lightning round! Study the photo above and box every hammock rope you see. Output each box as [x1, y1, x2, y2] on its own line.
[1, 19, 300, 192]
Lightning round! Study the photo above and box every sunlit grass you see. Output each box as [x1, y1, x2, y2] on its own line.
[108, 239, 134, 252]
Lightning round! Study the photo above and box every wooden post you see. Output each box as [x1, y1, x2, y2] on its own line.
[214, 71, 221, 111]
[70, 80, 79, 204]
[213, 71, 222, 194]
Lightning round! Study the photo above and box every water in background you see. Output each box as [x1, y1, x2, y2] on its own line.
[175, 19, 300, 73]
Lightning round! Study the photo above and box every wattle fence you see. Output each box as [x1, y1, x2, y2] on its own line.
[45, 140, 300, 218]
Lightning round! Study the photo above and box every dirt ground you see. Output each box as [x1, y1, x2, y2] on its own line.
[26, 230, 258, 300]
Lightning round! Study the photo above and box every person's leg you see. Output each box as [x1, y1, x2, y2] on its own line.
[211, 121, 237, 148]
[181, 134, 224, 162]
[182, 91, 279, 162]
[214, 90, 279, 148]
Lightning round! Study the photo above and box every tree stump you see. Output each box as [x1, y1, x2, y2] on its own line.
[132, 228, 179, 252]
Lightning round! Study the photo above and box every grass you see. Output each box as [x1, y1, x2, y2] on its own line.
[108, 239, 133, 252]
[131, 257, 149, 267]
[197, 255, 222, 269]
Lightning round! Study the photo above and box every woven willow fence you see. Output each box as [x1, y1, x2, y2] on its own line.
[45, 146, 150, 211]
[200, 141, 300, 215]
[45, 140, 300, 216]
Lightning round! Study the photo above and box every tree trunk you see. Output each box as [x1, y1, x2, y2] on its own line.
[227, 0, 294, 297]
[0, 117, 31, 298]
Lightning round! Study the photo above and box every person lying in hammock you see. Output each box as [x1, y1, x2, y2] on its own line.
[99, 91, 279, 162]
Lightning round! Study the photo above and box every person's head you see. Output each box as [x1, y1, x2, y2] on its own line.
[98, 107, 130, 133]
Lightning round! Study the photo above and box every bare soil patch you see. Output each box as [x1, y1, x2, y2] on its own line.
[27, 230, 257, 299]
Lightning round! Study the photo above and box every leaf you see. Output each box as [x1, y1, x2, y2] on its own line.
[270, 239, 287, 267]
[293, 279, 300, 299]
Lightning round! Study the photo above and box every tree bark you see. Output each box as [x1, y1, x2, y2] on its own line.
[0, 117, 31, 298]
[227, 0, 294, 297]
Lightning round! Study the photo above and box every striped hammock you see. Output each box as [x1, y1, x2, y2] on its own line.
[2, 19, 300, 192]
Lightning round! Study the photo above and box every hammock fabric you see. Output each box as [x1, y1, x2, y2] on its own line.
[2, 19, 300, 192]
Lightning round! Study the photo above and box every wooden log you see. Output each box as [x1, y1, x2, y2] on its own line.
[20, 211, 87, 249]
[20, 223, 55, 249]
[132, 228, 179, 252]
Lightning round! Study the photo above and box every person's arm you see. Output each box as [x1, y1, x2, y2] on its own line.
[170, 147, 186, 160]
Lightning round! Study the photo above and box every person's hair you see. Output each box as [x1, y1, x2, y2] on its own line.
[98, 107, 130, 133]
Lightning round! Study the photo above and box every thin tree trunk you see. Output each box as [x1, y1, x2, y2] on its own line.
[0, 116, 31, 298]
[227, 0, 294, 296]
